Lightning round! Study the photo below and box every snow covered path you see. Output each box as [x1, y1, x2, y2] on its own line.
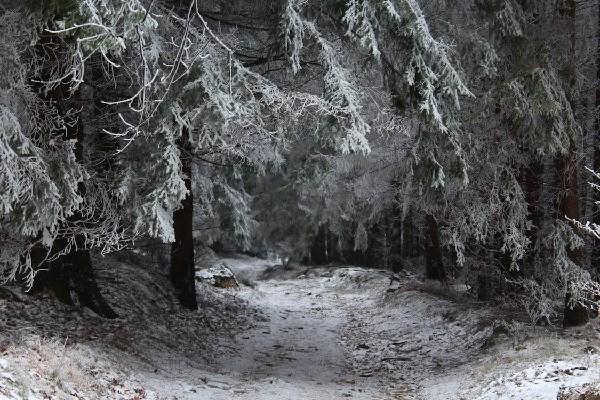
[204, 257, 600, 400]
[210, 258, 389, 399]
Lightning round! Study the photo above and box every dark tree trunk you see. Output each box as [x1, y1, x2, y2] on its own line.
[563, 283, 589, 327]
[309, 226, 327, 265]
[309, 225, 342, 265]
[477, 270, 492, 301]
[29, 38, 117, 318]
[389, 200, 404, 273]
[403, 215, 414, 259]
[171, 127, 198, 310]
[392, 233, 403, 273]
[521, 160, 543, 275]
[425, 213, 446, 282]
[593, 0, 600, 270]
[559, 143, 588, 327]
[393, 212, 405, 273]
[33, 239, 118, 319]
[560, 0, 587, 328]
[29, 119, 117, 318]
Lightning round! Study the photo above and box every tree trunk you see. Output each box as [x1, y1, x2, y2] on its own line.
[559, 143, 588, 327]
[521, 160, 543, 275]
[29, 39, 117, 318]
[425, 213, 446, 282]
[561, 0, 587, 328]
[403, 215, 414, 259]
[171, 127, 198, 310]
[389, 198, 404, 273]
[309, 225, 342, 265]
[309, 226, 327, 265]
[394, 212, 404, 273]
[593, 0, 600, 270]
[563, 281, 589, 327]
[392, 221, 403, 274]
[33, 239, 118, 319]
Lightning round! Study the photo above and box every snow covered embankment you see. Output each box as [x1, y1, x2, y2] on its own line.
[327, 267, 600, 400]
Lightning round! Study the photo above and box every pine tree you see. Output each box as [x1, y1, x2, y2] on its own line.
[559, 0, 588, 327]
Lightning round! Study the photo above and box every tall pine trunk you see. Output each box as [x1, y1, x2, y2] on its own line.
[521, 160, 543, 275]
[33, 238, 118, 319]
[393, 215, 404, 273]
[402, 215, 413, 260]
[425, 213, 446, 282]
[561, 0, 588, 327]
[593, 0, 600, 269]
[391, 186, 407, 273]
[171, 127, 198, 310]
[30, 53, 117, 318]
[557, 145, 587, 326]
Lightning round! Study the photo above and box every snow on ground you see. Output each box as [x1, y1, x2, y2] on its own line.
[213, 257, 389, 399]
[0, 250, 262, 399]
[1, 253, 600, 399]
[426, 325, 600, 399]
[327, 267, 600, 400]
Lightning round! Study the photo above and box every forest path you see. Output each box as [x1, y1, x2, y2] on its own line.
[3, 254, 599, 399]
[209, 257, 600, 400]
[212, 257, 392, 400]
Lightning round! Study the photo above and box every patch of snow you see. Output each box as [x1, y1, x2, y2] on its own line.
[450, 349, 600, 399]
[212, 261, 388, 399]
[325, 267, 400, 291]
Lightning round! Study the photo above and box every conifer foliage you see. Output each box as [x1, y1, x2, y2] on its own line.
[0, 0, 599, 325]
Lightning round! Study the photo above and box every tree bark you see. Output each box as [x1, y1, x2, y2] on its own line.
[30, 102, 117, 317]
[403, 215, 414, 259]
[29, 37, 117, 318]
[171, 127, 198, 310]
[521, 160, 543, 276]
[392, 218, 404, 273]
[557, 143, 587, 327]
[309, 225, 342, 265]
[561, 0, 587, 327]
[593, 0, 600, 270]
[559, 171, 587, 326]
[425, 213, 446, 282]
[309, 226, 327, 265]
[33, 239, 118, 319]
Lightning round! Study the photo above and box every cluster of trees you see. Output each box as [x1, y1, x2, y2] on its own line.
[1, 0, 600, 327]
[252, 0, 600, 327]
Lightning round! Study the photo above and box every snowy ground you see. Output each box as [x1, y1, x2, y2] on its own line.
[1, 253, 600, 399]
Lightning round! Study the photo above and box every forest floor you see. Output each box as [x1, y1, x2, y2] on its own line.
[1, 253, 600, 399]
